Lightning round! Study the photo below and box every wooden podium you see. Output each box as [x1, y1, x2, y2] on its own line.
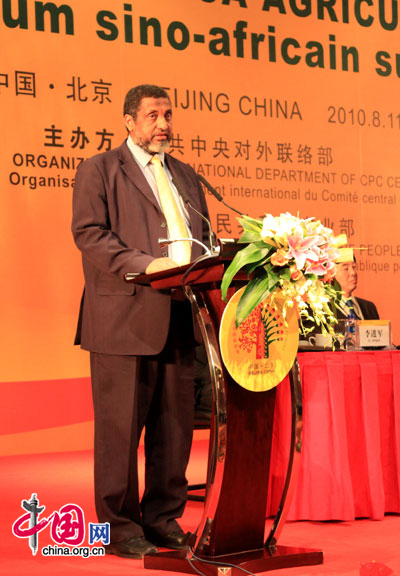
[125, 241, 323, 575]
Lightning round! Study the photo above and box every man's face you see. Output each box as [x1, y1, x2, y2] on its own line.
[335, 261, 358, 298]
[125, 97, 173, 154]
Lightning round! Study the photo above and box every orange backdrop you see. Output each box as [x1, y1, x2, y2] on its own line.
[1, 0, 399, 394]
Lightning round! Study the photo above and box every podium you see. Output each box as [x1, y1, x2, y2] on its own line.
[125, 241, 323, 574]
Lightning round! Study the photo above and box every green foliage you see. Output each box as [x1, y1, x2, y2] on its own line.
[235, 273, 279, 327]
[220, 242, 271, 301]
[237, 215, 264, 244]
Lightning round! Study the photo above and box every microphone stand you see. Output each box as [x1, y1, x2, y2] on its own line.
[196, 173, 244, 217]
[158, 237, 212, 256]
[157, 237, 220, 294]
[172, 177, 219, 256]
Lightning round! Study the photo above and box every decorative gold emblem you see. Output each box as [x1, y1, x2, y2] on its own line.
[219, 287, 299, 392]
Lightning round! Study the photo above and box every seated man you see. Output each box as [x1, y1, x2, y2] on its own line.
[335, 259, 379, 320]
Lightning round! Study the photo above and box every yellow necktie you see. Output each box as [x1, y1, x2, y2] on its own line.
[150, 156, 191, 266]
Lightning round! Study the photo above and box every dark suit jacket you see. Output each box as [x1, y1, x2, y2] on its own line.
[72, 141, 209, 356]
[336, 297, 380, 321]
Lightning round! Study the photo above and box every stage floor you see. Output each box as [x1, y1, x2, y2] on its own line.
[2, 443, 399, 576]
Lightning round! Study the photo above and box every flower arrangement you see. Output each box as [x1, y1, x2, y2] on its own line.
[221, 212, 347, 335]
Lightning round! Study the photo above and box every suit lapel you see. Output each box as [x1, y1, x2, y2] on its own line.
[118, 142, 161, 212]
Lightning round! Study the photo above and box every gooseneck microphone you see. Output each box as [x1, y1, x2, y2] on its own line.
[158, 236, 211, 256]
[172, 177, 219, 256]
[196, 174, 244, 217]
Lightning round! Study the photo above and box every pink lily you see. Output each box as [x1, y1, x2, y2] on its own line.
[287, 227, 320, 270]
[304, 253, 335, 276]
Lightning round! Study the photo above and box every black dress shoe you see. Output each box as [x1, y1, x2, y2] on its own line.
[148, 530, 191, 550]
[104, 536, 158, 559]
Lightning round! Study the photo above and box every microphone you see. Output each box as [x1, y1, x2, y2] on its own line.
[172, 177, 219, 256]
[158, 237, 211, 256]
[196, 174, 243, 217]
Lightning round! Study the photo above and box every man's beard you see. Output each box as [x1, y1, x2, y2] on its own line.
[134, 134, 171, 154]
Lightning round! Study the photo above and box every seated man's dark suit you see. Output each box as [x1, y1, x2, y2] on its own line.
[72, 140, 209, 543]
[336, 297, 380, 321]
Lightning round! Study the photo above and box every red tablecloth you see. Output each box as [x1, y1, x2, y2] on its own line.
[268, 350, 400, 521]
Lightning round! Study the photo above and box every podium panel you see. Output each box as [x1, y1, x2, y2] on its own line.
[126, 246, 323, 574]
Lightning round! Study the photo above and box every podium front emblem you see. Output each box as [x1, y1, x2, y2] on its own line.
[219, 287, 299, 392]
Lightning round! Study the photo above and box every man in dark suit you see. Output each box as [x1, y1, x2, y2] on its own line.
[72, 84, 210, 559]
[335, 259, 379, 320]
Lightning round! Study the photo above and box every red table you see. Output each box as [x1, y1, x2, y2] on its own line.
[267, 350, 400, 521]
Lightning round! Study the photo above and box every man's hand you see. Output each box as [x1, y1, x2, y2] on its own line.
[145, 257, 179, 274]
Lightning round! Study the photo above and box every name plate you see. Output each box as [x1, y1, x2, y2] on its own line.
[358, 320, 391, 348]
